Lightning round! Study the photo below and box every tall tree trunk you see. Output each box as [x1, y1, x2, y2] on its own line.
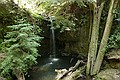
[92, 0, 118, 75]
[86, 2, 99, 75]
[86, 2, 104, 75]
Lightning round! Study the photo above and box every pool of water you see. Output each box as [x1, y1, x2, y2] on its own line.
[27, 57, 77, 80]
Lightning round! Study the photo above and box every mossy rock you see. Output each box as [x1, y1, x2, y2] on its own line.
[107, 49, 120, 60]
[105, 49, 120, 69]
[105, 61, 120, 69]
[95, 69, 120, 80]
[57, 29, 80, 42]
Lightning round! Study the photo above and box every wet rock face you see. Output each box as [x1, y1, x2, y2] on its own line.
[95, 69, 120, 80]
[55, 5, 91, 58]
[56, 27, 90, 58]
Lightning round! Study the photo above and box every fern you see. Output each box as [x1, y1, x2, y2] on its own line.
[0, 19, 43, 79]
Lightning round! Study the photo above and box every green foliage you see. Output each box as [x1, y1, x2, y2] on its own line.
[107, 26, 120, 49]
[49, 15, 76, 32]
[34, 0, 87, 32]
[95, 76, 106, 80]
[0, 19, 43, 79]
[107, 6, 120, 50]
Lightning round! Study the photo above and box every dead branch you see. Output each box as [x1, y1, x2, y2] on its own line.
[56, 60, 85, 80]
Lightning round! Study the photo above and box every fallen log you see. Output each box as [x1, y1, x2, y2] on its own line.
[56, 60, 85, 80]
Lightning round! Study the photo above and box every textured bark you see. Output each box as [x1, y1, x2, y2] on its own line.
[92, 0, 119, 75]
[86, 2, 104, 75]
[86, 2, 98, 75]
[88, 5, 93, 45]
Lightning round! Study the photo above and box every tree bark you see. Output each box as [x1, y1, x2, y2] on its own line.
[86, 2, 99, 75]
[86, 1, 104, 75]
[92, 0, 119, 75]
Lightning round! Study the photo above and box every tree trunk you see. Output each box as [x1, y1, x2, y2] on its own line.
[86, 2, 99, 75]
[92, 0, 119, 75]
[86, 1, 104, 75]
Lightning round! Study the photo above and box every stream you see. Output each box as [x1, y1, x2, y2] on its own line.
[27, 57, 77, 80]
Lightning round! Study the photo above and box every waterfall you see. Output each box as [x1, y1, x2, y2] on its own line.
[52, 29, 56, 57]
[50, 16, 56, 58]
[51, 28, 56, 57]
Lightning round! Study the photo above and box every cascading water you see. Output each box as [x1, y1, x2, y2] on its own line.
[50, 16, 56, 58]
[50, 28, 56, 58]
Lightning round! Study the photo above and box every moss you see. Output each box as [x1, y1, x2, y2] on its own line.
[95, 77, 106, 80]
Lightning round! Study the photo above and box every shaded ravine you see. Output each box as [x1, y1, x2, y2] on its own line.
[26, 19, 78, 80]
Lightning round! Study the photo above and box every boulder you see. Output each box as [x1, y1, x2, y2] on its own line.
[95, 69, 120, 80]
[105, 49, 120, 69]
[107, 49, 120, 60]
